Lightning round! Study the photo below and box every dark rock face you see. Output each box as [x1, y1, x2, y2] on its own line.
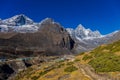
[0, 20, 75, 58]
[0, 64, 14, 80]
[0, 60, 28, 80]
[15, 15, 26, 26]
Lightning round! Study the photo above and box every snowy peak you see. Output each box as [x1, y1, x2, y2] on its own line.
[66, 24, 102, 40]
[0, 15, 58, 33]
[75, 24, 92, 37]
[75, 24, 86, 30]
[2, 14, 34, 26]
[0, 14, 37, 33]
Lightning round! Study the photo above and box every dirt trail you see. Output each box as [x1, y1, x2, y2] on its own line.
[78, 64, 118, 80]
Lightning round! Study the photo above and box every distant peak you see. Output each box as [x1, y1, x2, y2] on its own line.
[40, 18, 54, 24]
[78, 24, 84, 27]
[12, 14, 33, 22]
[7, 14, 29, 19]
[15, 14, 29, 19]
[44, 17, 53, 21]
[44, 18, 54, 22]
[76, 24, 86, 30]
[67, 24, 103, 40]
[2, 14, 34, 26]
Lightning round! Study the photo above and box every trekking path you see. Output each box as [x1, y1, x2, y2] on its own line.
[77, 64, 113, 80]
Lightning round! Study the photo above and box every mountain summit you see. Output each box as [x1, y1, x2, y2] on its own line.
[0, 15, 59, 33]
[66, 24, 102, 40]
[66, 24, 120, 53]
[2, 14, 34, 26]
[40, 18, 54, 25]
[0, 14, 36, 32]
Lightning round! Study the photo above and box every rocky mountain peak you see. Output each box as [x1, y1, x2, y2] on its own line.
[40, 18, 54, 25]
[75, 24, 86, 30]
[2, 14, 34, 26]
[67, 24, 102, 40]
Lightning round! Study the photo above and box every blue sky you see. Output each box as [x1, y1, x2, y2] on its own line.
[0, 0, 120, 34]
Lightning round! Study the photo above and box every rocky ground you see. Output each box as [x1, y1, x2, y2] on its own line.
[10, 54, 120, 80]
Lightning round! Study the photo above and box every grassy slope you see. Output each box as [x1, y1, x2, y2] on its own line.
[76, 40, 120, 79]
[88, 40, 120, 72]
[14, 59, 90, 80]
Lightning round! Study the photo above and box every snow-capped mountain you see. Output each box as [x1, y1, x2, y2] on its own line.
[2, 14, 34, 26]
[0, 14, 47, 33]
[66, 24, 120, 53]
[66, 24, 102, 40]
[0, 14, 59, 33]
[0, 14, 103, 37]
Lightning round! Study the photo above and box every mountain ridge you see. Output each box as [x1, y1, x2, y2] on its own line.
[0, 14, 118, 34]
[0, 14, 120, 54]
[0, 14, 118, 36]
